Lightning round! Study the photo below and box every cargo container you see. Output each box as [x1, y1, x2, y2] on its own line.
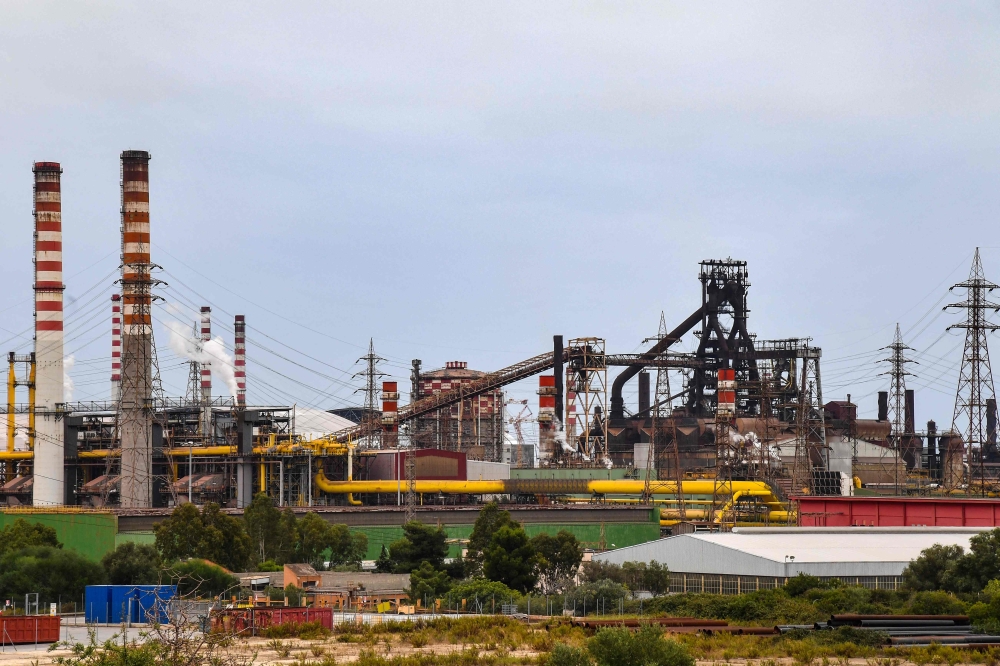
[0, 615, 60, 645]
[85, 585, 177, 624]
[211, 607, 333, 635]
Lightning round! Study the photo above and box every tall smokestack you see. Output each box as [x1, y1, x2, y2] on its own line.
[119, 150, 154, 509]
[32, 161, 65, 505]
[200, 307, 212, 437]
[877, 391, 888, 422]
[234, 315, 246, 408]
[110, 294, 121, 402]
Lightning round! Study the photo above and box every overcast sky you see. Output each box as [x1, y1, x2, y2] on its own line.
[1, 2, 999, 431]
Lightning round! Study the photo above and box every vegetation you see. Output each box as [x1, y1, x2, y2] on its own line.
[164, 559, 240, 597]
[153, 502, 252, 571]
[388, 521, 451, 574]
[101, 542, 162, 585]
[0, 517, 61, 555]
[532, 530, 584, 593]
[0, 545, 105, 600]
[588, 625, 694, 666]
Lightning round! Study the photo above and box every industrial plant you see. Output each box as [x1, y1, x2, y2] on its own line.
[3, 151, 1000, 560]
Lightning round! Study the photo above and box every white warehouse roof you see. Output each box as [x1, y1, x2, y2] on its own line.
[593, 527, 989, 579]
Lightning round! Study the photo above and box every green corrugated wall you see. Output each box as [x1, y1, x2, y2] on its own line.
[353, 522, 660, 560]
[0, 512, 118, 562]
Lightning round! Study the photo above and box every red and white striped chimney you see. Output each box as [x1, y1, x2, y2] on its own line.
[119, 149, 154, 508]
[110, 294, 121, 401]
[200, 306, 212, 398]
[200, 306, 212, 435]
[234, 315, 246, 407]
[32, 161, 65, 505]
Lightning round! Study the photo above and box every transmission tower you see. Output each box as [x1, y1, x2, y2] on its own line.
[353, 339, 386, 450]
[878, 324, 916, 494]
[184, 323, 202, 406]
[947, 248, 1000, 495]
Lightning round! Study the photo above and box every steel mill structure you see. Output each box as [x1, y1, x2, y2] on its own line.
[2, 151, 1000, 552]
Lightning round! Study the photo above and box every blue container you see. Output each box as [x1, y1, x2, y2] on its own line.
[135, 585, 175, 624]
[85, 585, 177, 624]
[85, 585, 113, 623]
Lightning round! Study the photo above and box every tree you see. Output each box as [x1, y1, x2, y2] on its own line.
[483, 524, 538, 593]
[295, 512, 332, 568]
[166, 560, 239, 597]
[466, 502, 516, 576]
[102, 542, 162, 585]
[581, 560, 627, 586]
[154, 502, 252, 572]
[389, 521, 449, 573]
[327, 523, 367, 569]
[375, 545, 393, 573]
[154, 504, 203, 562]
[409, 561, 453, 604]
[532, 530, 583, 592]
[951, 530, 1000, 592]
[0, 546, 105, 600]
[275, 509, 299, 564]
[244, 493, 283, 565]
[0, 518, 61, 555]
[903, 544, 965, 592]
[588, 625, 693, 666]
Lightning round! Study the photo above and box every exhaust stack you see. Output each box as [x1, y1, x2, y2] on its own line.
[200, 306, 212, 437]
[111, 294, 121, 401]
[234, 315, 246, 407]
[32, 162, 65, 505]
[118, 150, 154, 508]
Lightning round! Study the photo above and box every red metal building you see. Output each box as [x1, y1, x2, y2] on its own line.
[797, 495, 1000, 527]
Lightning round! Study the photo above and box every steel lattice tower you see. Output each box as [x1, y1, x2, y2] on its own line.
[878, 324, 916, 494]
[353, 339, 386, 450]
[947, 248, 1000, 494]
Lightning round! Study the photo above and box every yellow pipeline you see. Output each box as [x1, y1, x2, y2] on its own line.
[312, 470, 781, 503]
[346, 444, 361, 506]
[0, 451, 32, 460]
[4, 444, 351, 461]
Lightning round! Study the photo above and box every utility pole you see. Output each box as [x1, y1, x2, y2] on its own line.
[946, 248, 1000, 496]
[879, 324, 916, 495]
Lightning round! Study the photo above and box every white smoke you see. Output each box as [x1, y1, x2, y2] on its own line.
[165, 319, 239, 398]
[63, 355, 74, 401]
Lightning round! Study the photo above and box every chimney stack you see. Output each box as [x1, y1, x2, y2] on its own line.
[118, 150, 154, 509]
[110, 294, 121, 402]
[32, 161, 65, 505]
[234, 315, 246, 408]
[200, 306, 212, 436]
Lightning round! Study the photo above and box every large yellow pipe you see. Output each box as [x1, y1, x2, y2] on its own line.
[0, 451, 32, 460]
[312, 470, 781, 503]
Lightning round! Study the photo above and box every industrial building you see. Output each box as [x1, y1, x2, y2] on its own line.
[3, 148, 1000, 575]
[593, 527, 987, 593]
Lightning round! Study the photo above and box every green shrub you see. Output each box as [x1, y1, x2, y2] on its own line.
[905, 590, 967, 616]
[785, 574, 826, 597]
[549, 643, 593, 666]
[588, 625, 694, 666]
[261, 620, 331, 639]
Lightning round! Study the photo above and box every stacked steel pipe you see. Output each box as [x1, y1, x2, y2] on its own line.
[119, 150, 154, 508]
[32, 162, 65, 505]
[110, 294, 121, 402]
[234, 315, 246, 408]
